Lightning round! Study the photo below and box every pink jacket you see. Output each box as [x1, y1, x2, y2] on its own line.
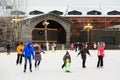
[97, 45, 104, 56]
[70, 43, 74, 50]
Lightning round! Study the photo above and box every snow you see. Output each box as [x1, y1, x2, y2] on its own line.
[0, 50, 120, 80]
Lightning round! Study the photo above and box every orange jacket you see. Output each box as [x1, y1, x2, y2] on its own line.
[16, 44, 24, 54]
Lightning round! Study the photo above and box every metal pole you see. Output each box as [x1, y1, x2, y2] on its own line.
[43, 20, 49, 42]
[87, 29, 90, 42]
[45, 25, 47, 41]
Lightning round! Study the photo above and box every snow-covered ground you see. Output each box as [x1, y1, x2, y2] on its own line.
[0, 50, 120, 80]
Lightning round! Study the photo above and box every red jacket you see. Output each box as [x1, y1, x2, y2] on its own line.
[97, 45, 104, 56]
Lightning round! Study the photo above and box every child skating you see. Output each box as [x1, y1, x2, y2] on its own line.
[65, 59, 71, 73]
[61, 51, 71, 72]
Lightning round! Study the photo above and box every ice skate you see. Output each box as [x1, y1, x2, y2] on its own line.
[37, 66, 39, 70]
[82, 66, 86, 68]
[35, 67, 37, 71]
[30, 69, 32, 72]
[61, 64, 65, 69]
[23, 70, 26, 73]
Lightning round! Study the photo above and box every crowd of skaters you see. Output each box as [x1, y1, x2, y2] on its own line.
[70, 41, 105, 68]
[4, 41, 105, 73]
[70, 41, 105, 51]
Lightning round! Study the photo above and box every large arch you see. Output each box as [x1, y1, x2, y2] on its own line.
[32, 20, 66, 44]
[21, 13, 72, 45]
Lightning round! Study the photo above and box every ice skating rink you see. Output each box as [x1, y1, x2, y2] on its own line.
[0, 50, 120, 80]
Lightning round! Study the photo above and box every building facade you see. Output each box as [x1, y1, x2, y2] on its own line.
[0, 10, 120, 48]
[66, 16, 120, 43]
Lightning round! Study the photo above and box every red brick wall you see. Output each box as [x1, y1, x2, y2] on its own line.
[65, 16, 120, 36]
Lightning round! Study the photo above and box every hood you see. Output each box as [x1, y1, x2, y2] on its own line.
[26, 41, 33, 46]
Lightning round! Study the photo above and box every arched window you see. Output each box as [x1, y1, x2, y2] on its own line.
[110, 20, 120, 25]
[11, 10, 25, 15]
[68, 10, 82, 15]
[90, 20, 99, 24]
[29, 10, 44, 15]
[49, 10, 63, 15]
[107, 10, 120, 15]
[72, 20, 79, 24]
[6, 6, 12, 9]
[87, 10, 101, 15]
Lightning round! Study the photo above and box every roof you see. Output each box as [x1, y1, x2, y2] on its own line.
[49, 10, 63, 15]
[0, 4, 120, 17]
[29, 10, 44, 15]
[106, 25, 120, 30]
[37, 13, 73, 23]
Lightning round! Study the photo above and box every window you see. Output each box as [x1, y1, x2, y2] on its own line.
[72, 20, 79, 24]
[49, 10, 63, 15]
[87, 10, 101, 15]
[110, 20, 120, 25]
[90, 20, 99, 24]
[107, 10, 120, 15]
[68, 10, 82, 15]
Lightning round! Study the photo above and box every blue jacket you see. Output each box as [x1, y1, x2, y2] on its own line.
[22, 41, 34, 58]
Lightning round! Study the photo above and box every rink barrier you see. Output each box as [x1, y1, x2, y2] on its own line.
[0, 47, 5, 52]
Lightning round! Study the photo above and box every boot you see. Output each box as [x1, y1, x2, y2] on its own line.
[61, 63, 65, 69]
[30, 64, 32, 72]
[24, 65, 26, 72]
[23, 69, 26, 73]
[30, 69, 32, 72]
[37, 65, 39, 69]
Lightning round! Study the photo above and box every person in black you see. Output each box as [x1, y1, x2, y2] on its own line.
[6, 43, 11, 55]
[61, 51, 71, 69]
[77, 45, 91, 68]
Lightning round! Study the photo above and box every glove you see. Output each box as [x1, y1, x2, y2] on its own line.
[33, 57, 34, 59]
[43, 51, 45, 54]
[22, 54, 25, 57]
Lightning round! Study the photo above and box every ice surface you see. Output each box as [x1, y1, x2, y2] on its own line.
[0, 50, 120, 80]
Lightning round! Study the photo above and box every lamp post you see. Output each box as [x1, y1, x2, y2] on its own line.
[84, 23, 93, 42]
[11, 16, 21, 46]
[43, 20, 49, 42]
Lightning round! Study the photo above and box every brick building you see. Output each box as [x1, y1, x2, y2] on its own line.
[65, 10, 120, 36]
[0, 10, 120, 48]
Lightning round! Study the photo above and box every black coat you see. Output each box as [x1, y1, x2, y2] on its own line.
[77, 48, 90, 60]
[63, 55, 71, 63]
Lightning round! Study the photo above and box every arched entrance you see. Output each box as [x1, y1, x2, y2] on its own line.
[32, 20, 66, 44]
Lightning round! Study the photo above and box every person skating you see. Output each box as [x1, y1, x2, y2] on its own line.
[22, 41, 35, 72]
[34, 43, 45, 70]
[61, 44, 65, 50]
[46, 41, 49, 51]
[52, 42, 56, 51]
[77, 45, 91, 68]
[70, 43, 74, 51]
[97, 43, 105, 68]
[16, 42, 24, 65]
[61, 51, 71, 69]
[74, 42, 78, 52]
[65, 59, 71, 73]
[6, 43, 11, 55]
